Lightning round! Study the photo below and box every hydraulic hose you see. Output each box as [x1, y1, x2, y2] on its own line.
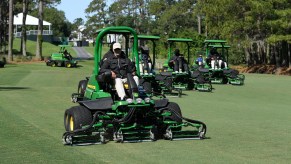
[113, 107, 135, 124]
[166, 106, 207, 137]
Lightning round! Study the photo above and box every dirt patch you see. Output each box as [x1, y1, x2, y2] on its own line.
[234, 65, 291, 76]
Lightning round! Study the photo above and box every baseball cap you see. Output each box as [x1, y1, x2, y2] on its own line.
[113, 43, 121, 50]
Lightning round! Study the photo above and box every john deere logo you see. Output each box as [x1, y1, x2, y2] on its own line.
[87, 84, 96, 90]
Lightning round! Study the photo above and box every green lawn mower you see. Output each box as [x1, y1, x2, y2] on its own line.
[133, 35, 161, 95]
[45, 45, 77, 68]
[192, 40, 245, 85]
[191, 68, 212, 92]
[63, 26, 207, 145]
[156, 38, 195, 97]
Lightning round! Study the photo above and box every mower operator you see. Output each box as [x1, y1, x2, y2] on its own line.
[195, 54, 204, 67]
[139, 45, 152, 74]
[168, 49, 189, 73]
[100, 43, 139, 100]
[64, 49, 72, 60]
[100, 41, 116, 66]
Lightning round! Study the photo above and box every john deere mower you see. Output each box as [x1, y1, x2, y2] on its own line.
[155, 38, 195, 97]
[133, 35, 162, 95]
[192, 40, 245, 85]
[45, 45, 77, 68]
[63, 26, 207, 145]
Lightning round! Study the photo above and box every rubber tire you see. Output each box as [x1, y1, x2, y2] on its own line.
[158, 102, 183, 137]
[142, 81, 152, 94]
[78, 80, 88, 96]
[64, 106, 92, 132]
[64, 107, 73, 131]
[65, 62, 71, 68]
[164, 102, 182, 123]
[164, 77, 173, 92]
[222, 77, 228, 84]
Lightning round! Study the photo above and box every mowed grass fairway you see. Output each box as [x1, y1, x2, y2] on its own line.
[0, 61, 290, 164]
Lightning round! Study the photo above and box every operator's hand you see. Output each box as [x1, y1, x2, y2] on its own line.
[132, 72, 136, 76]
[111, 71, 116, 79]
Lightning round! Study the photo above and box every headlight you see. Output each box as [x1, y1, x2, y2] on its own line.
[126, 98, 133, 104]
[144, 97, 151, 103]
[136, 98, 142, 103]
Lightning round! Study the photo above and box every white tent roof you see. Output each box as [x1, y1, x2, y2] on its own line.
[14, 13, 51, 26]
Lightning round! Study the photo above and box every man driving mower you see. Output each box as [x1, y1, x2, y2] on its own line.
[100, 43, 139, 100]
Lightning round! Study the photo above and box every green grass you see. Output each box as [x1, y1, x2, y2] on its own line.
[0, 62, 291, 163]
[10, 38, 77, 58]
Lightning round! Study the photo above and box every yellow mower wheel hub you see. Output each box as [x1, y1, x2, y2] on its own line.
[69, 116, 74, 131]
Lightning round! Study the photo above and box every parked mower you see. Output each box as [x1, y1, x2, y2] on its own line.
[63, 26, 207, 145]
[192, 40, 245, 85]
[45, 45, 77, 68]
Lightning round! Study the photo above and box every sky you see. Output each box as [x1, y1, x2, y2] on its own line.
[56, 0, 91, 23]
[56, 0, 114, 23]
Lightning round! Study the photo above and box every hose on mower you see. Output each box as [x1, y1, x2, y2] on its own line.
[113, 107, 136, 124]
[166, 106, 207, 137]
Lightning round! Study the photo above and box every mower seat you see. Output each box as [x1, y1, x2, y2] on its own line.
[191, 70, 200, 78]
[160, 72, 173, 76]
[223, 69, 232, 74]
[223, 69, 239, 78]
[198, 68, 209, 73]
[97, 71, 112, 83]
[79, 97, 113, 110]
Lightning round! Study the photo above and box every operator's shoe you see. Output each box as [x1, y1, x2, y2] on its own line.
[175, 71, 178, 73]
[121, 96, 129, 101]
[179, 69, 182, 73]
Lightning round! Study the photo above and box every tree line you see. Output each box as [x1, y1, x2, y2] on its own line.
[84, 0, 291, 67]
[1, 0, 291, 68]
[0, 0, 71, 62]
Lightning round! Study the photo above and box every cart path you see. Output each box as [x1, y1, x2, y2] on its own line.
[72, 47, 93, 59]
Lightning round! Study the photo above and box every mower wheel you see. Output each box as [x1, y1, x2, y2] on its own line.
[78, 80, 88, 96]
[65, 62, 71, 68]
[64, 106, 92, 131]
[142, 81, 152, 94]
[164, 102, 182, 123]
[164, 77, 173, 92]
[222, 77, 228, 84]
[178, 89, 182, 98]
[150, 126, 158, 141]
[208, 83, 213, 92]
